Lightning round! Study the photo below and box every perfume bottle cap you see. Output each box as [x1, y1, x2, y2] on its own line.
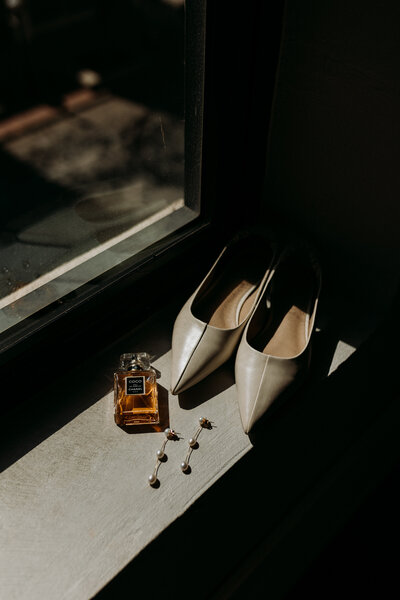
[119, 352, 152, 370]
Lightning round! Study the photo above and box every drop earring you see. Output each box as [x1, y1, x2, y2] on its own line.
[148, 427, 178, 486]
[180, 417, 212, 473]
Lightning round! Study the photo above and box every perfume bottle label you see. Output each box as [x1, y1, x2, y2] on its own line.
[125, 376, 145, 395]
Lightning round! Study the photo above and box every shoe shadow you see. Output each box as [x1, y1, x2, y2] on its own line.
[177, 328, 338, 414]
[247, 327, 339, 445]
[308, 328, 340, 381]
[248, 278, 400, 447]
[177, 358, 235, 410]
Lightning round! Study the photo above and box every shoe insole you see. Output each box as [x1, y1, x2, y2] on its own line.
[261, 304, 309, 357]
[194, 250, 267, 329]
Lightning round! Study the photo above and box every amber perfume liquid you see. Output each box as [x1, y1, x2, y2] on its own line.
[114, 353, 159, 426]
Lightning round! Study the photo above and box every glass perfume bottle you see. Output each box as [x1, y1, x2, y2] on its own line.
[114, 352, 159, 426]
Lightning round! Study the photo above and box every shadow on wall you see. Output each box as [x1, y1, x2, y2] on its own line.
[264, 0, 400, 348]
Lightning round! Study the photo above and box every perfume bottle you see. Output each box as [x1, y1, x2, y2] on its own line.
[114, 352, 159, 426]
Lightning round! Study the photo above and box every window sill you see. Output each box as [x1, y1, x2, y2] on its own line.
[1, 288, 399, 599]
[0, 301, 251, 600]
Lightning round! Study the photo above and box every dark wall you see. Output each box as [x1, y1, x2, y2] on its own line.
[264, 0, 400, 343]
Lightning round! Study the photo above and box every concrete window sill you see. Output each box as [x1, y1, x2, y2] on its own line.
[0, 303, 251, 600]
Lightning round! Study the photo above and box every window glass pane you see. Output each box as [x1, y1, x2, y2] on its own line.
[0, 0, 199, 335]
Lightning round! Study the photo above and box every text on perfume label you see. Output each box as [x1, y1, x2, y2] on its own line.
[125, 376, 145, 395]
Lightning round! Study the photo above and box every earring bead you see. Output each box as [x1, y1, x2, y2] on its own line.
[180, 417, 212, 474]
[148, 426, 178, 486]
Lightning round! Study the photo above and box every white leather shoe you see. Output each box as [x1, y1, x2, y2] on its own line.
[235, 247, 321, 433]
[170, 233, 276, 395]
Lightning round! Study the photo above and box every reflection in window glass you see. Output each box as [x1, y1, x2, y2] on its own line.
[0, 0, 195, 334]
